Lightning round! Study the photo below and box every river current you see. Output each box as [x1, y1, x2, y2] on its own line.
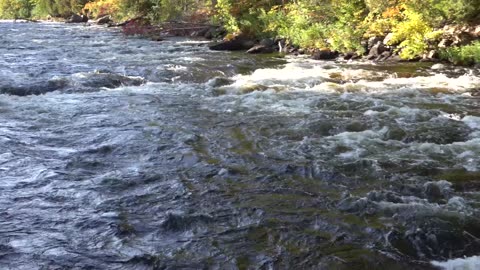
[1, 21, 480, 270]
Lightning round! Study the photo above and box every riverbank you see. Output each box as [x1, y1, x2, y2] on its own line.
[57, 13, 479, 67]
[205, 25, 480, 67]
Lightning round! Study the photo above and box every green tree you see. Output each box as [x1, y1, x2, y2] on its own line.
[0, 0, 35, 18]
[33, 0, 58, 16]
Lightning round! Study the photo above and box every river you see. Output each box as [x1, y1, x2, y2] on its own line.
[1, 21, 480, 270]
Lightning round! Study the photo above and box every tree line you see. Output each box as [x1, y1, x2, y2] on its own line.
[0, 0, 211, 20]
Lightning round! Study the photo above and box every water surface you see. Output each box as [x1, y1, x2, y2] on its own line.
[1, 21, 480, 269]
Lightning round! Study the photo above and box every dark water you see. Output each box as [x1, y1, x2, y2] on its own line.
[1, 21, 480, 270]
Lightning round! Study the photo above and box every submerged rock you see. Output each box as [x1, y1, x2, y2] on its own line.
[424, 180, 452, 202]
[388, 214, 480, 260]
[0, 72, 145, 96]
[207, 77, 235, 88]
[72, 72, 146, 89]
[0, 78, 69, 96]
[161, 212, 213, 232]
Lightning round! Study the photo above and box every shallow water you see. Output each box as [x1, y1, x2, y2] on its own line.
[1, 21, 480, 269]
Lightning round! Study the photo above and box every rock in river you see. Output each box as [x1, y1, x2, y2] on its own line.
[96, 15, 112, 25]
[209, 36, 255, 51]
[71, 72, 146, 89]
[312, 49, 339, 60]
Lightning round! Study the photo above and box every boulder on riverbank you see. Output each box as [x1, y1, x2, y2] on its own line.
[204, 26, 226, 39]
[209, 36, 255, 51]
[66, 14, 88, 23]
[367, 41, 387, 60]
[342, 52, 361, 60]
[96, 15, 112, 25]
[312, 49, 339, 60]
[440, 25, 480, 47]
[246, 38, 278, 54]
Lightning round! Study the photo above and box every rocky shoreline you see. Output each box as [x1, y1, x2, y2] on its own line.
[13, 14, 479, 67]
[207, 24, 480, 66]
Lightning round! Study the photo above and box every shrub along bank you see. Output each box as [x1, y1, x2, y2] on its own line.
[209, 0, 480, 65]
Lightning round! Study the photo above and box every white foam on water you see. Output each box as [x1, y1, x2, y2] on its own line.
[332, 127, 389, 144]
[364, 106, 426, 120]
[165, 64, 188, 71]
[312, 73, 480, 94]
[431, 256, 480, 270]
[222, 60, 480, 95]
[177, 56, 205, 62]
[228, 62, 384, 90]
[378, 73, 480, 92]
